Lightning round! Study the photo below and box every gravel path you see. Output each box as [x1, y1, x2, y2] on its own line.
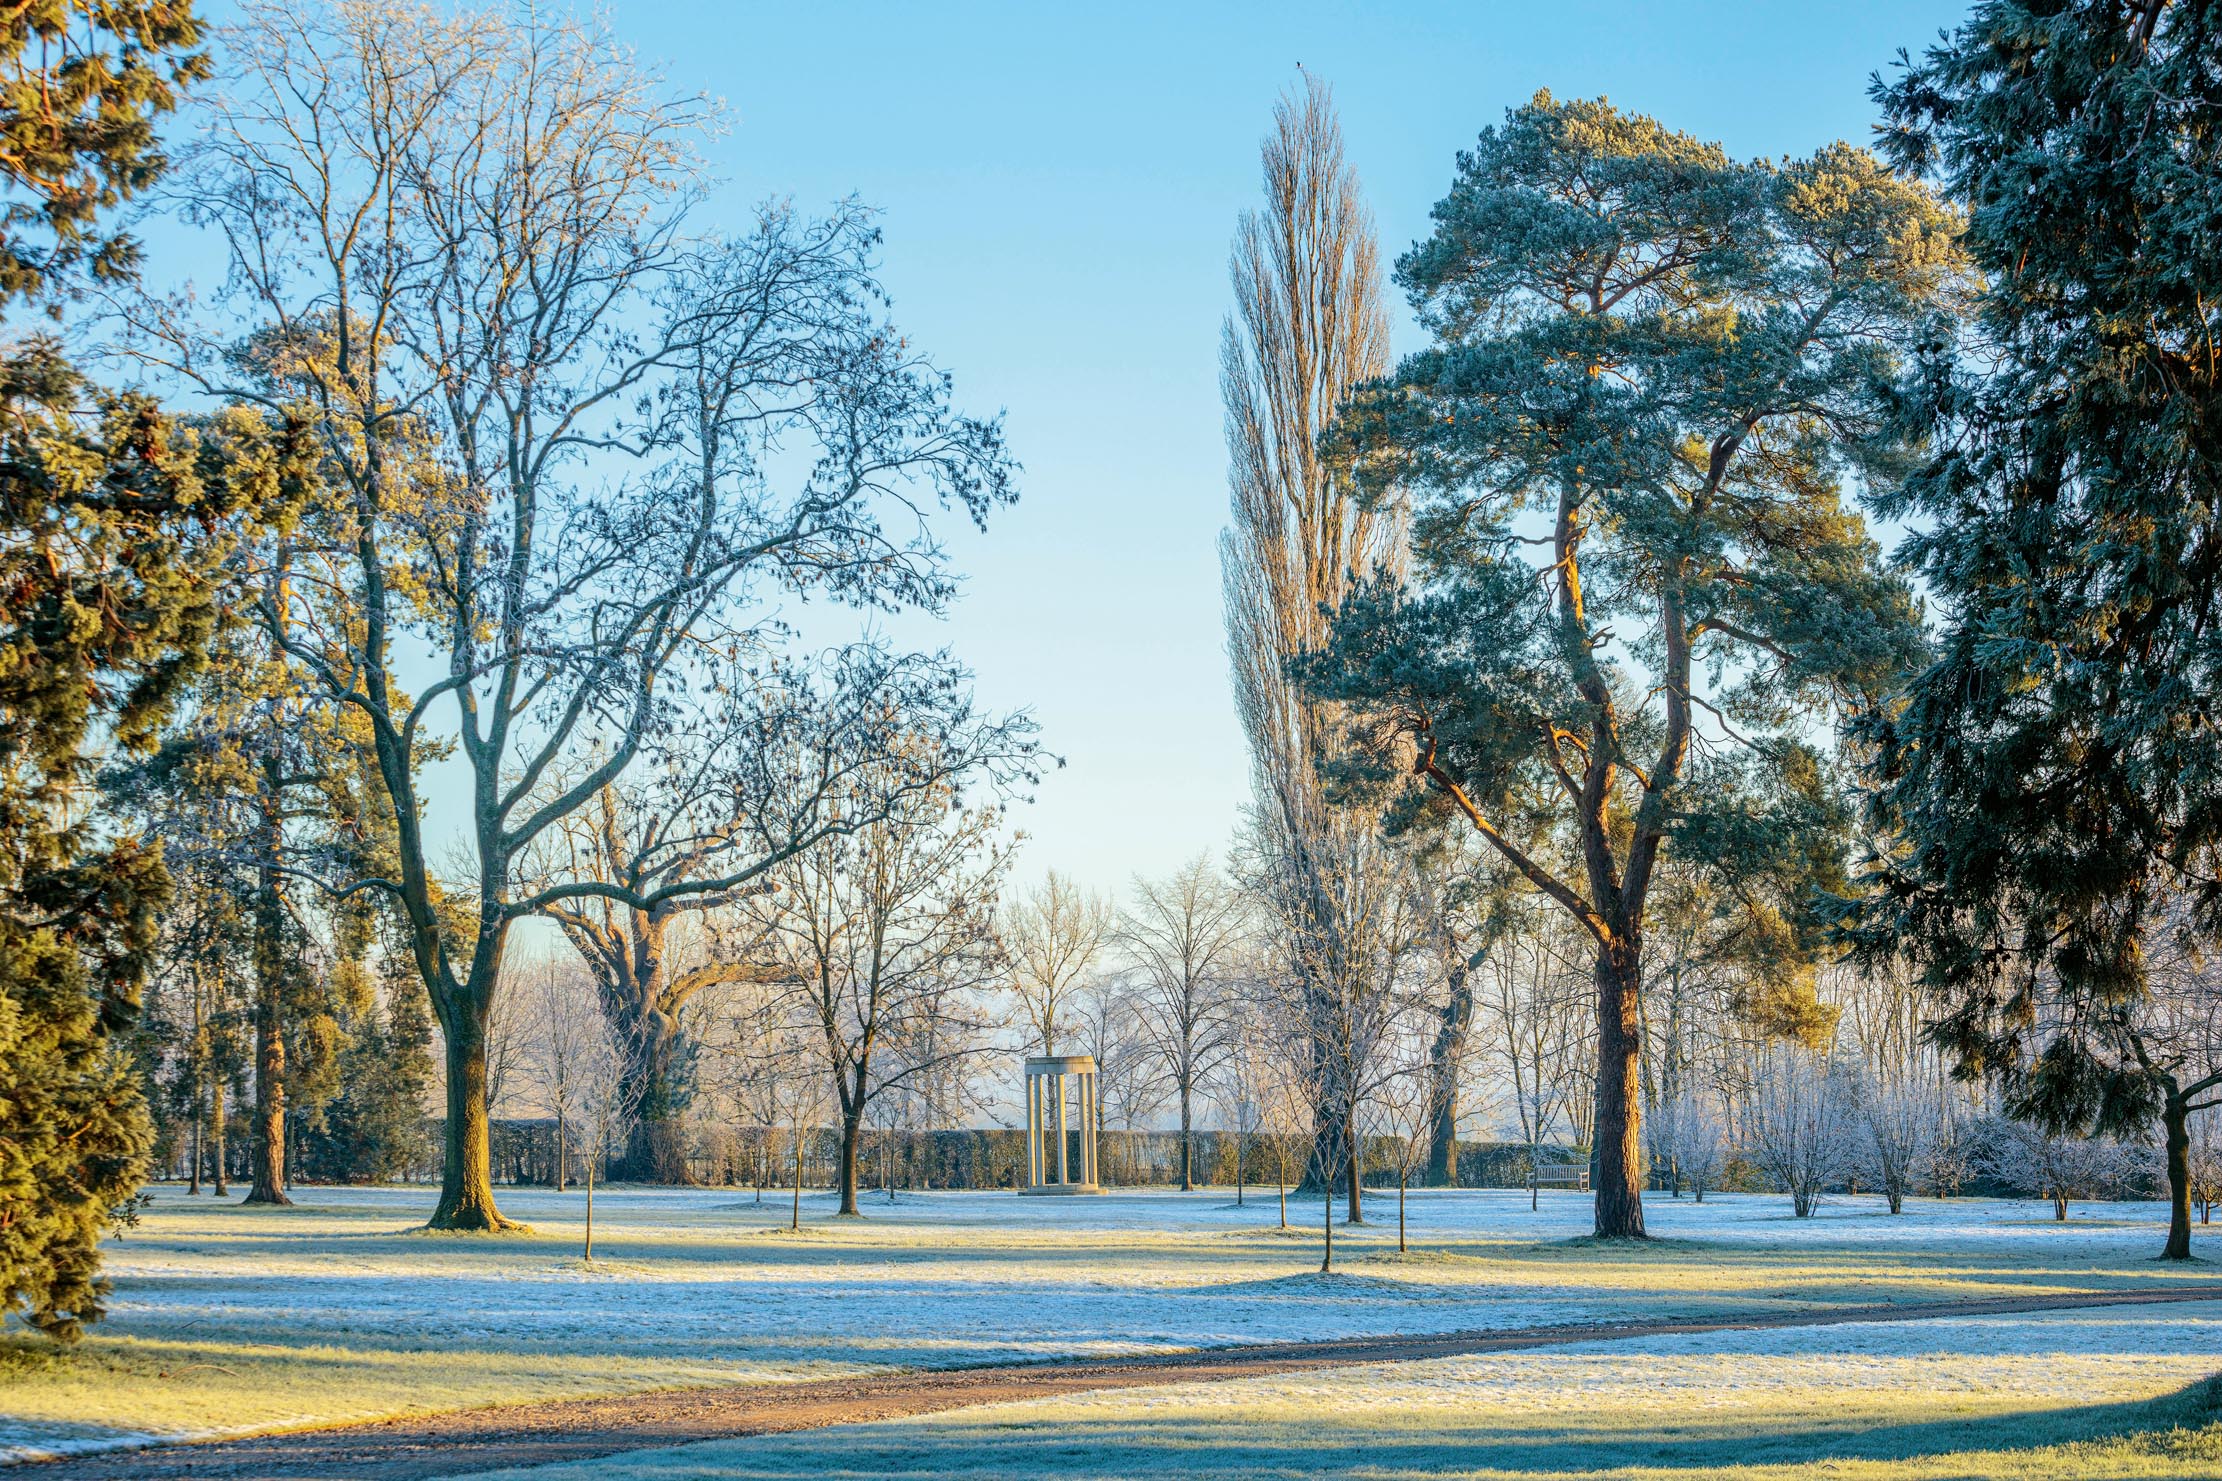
[18, 1285, 2221, 1480]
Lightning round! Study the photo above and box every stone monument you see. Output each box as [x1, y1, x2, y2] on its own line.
[1021, 1054, 1100, 1194]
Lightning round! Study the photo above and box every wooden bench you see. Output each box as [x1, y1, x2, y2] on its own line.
[1528, 1161, 1590, 1191]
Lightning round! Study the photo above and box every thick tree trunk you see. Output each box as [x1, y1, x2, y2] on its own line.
[1591, 944, 1647, 1238]
[610, 1001, 694, 1183]
[836, 1107, 865, 1217]
[244, 775, 291, 1206]
[245, 1016, 289, 1205]
[619, 1114, 694, 1185]
[1344, 1102, 1363, 1223]
[2161, 1090, 2193, 1261]
[245, 843, 291, 1206]
[1425, 960, 1473, 1187]
[431, 1009, 513, 1230]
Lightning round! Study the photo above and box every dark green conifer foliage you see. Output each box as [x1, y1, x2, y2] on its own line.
[0, 0, 293, 1341]
[1306, 94, 1953, 1237]
[0, 358, 304, 1337]
[1853, 0, 2222, 1260]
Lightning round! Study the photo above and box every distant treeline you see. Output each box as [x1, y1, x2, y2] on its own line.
[145, 1119, 2173, 1210]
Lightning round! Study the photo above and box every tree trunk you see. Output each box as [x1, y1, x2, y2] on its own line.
[1398, 1171, 1408, 1253]
[836, 1106, 864, 1217]
[210, 1075, 228, 1197]
[431, 1008, 513, 1230]
[612, 1008, 694, 1184]
[790, 1122, 803, 1230]
[1590, 944, 1647, 1238]
[245, 783, 291, 1206]
[1301, 1113, 1341, 1196]
[1425, 959, 1473, 1187]
[2161, 1089, 2193, 1261]
[1344, 1103, 1362, 1223]
[554, 1110, 567, 1192]
[1179, 1087, 1194, 1192]
[1234, 1128, 1244, 1205]
[583, 1145, 596, 1262]
[1320, 1161, 1334, 1273]
[245, 1009, 289, 1205]
[188, 1097, 203, 1195]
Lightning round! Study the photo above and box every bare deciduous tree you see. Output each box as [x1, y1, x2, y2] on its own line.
[1120, 857, 1246, 1190]
[131, 1, 1013, 1229]
[1219, 74, 1403, 1224]
[1655, 1093, 1726, 1202]
[750, 748, 1014, 1217]
[1070, 975, 1162, 1184]
[522, 959, 602, 1195]
[1002, 871, 1112, 1057]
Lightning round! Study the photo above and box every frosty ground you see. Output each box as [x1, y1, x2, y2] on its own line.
[3, 1185, 2217, 1475]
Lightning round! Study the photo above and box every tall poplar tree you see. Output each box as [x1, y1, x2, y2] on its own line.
[1307, 95, 1952, 1236]
[1219, 75, 1404, 1223]
[1853, 0, 2222, 1261]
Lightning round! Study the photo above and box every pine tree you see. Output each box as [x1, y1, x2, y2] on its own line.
[0, 0, 315, 1341]
[1853, 0, 2222, 1261]
[0, 360, 303, 1336]
[1306, 95, 1954, 1237]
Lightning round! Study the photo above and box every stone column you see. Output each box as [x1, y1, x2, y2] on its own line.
[1055, 1071, 1070, 1185]
[1082, 1072, 1097, 1186]
[1031, 1070, 1048, 1190]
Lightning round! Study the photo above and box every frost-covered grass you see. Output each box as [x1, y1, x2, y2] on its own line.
[459, 1302, 2222, 1480]
[3, 1181, 2215, 1463]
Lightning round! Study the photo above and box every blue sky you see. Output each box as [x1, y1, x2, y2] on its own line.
[179, 0, 1973, 898]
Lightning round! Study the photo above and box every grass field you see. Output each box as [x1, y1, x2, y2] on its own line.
[459, 1306, 2222, 1480]
[3, 1182, 2216, 1469]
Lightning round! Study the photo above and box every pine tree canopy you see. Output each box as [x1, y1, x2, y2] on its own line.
[1308, 92, 1952, 1009]
[1851, 0, 2222, 1138]
[0, 1, 206, 306]
[0, 0, 273, 1342]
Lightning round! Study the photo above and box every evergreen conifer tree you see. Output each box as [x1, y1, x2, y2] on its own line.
[1306, 95, 1954, 1237]
[1853, 0, 2222, 1260]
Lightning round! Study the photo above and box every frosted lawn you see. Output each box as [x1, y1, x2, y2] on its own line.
[2, 1183, 2215, 1463]
[487, 1302, 2222, 1481]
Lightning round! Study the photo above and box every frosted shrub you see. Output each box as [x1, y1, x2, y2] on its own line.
[1655, 1093, 1728, 1201]
[1856, 1077, 1953, 1214]
[1978, 1118, 2145, 1220]
[1743, 1046, 1857, 1217]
